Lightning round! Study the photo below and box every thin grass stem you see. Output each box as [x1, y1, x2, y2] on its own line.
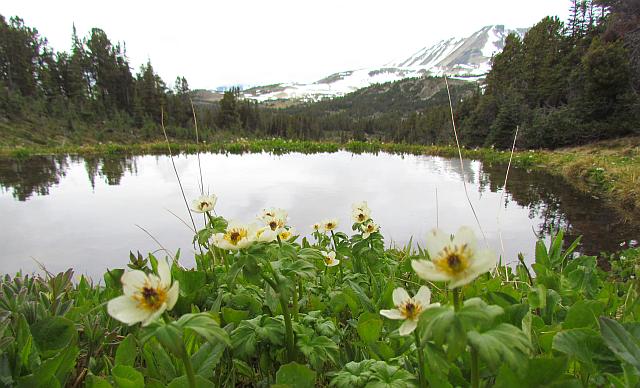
[443, 75, 488, 247]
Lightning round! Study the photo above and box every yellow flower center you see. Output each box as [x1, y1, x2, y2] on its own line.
[135, 284, 168, 311]
[269, 220, 278, 230]
[280, 231, 292, 240]
[366, 224, 375, 232]
[324, 256, 333, 265]
[224, 228, 247, 245]
[200, 201, 210, 209]
[434, 244, 472, 275]
[326, 222, 334, 229]
[357, 213, 366, 221]
[400, 300, 423, 320]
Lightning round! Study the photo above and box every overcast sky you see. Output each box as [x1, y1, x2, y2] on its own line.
[3, 0, 570, 90]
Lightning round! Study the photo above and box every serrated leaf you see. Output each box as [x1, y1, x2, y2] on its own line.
[600, 317, 640, 371]
[467, 323, 530, 372]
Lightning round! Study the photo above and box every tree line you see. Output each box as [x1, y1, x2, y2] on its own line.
[457, 0, 640, 148]
[1, 1, 639, 148]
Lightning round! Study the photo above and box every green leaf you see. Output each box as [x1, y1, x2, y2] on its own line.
[191, 342, 225, 377]
[552, 328, 607, 368]
[495, 356, 580, 388]
[221, 307, 249, 325]
[467, 323, 530, 372]
[167, 375, 215, 388]
[419, 306, 466, 359]
[457, 298, 504, 331]
[564, 300, 604, 329]
[357, 312, 383, 343]
[31, 316, 76, 356]
[329, 360, 377, 388]
[85, 375, 114, 388]
[115, 335, 136, 367]
[276, 362, 316, 388]
[535, 240, 550, 267]
[600, 317, 640, 371]
[111, 365, 144, 388]
[173, 269, 207, 297]
[296, 335, 339, 369]
[174, 313, 230, 346]
[368, 360, 416, 387]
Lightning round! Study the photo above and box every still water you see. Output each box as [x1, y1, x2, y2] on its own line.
[0, 151, 636, 279]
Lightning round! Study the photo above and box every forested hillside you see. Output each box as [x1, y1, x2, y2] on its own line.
[458, 0, 640, 148]
[0, 0, 638, 148]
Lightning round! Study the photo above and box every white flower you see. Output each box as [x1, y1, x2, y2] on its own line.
[311, 223, 321, 232]
[278, 227, 298, 241]
[361, 221, 379, 239]
[322, 218, 339, 232]
[191, 194, 217, 213]
[321, 251, 340, 267]
[380, 286, 439, 336]
[259, 208, 288, 231]
[352, 201, 371, 223]
[254, 226, 278, 243]
[211, 221, 257, 250]
[412, 227, 497, 289]
[107, 259, 179, 326]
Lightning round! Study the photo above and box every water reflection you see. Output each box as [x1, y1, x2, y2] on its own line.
[0, 156, 69, 201]
[0, 151, 636, 278]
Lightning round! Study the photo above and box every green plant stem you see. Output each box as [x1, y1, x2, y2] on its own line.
[262, 273, 295, 362]
[413, 329, 428, 388]
[471, 346, 479, 388]
[517, 253, 534, 286]
[279, 295, 296, 362]
[179, 351, 197, 388]
[292, 275, 299, 321]
[452, 287, 462, 311]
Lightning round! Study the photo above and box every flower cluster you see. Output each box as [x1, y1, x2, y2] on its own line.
[211, 207, 300, 251]
[380, 226, 497, 335]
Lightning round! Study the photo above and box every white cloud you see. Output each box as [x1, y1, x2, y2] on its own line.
[3, 0, 571, 89]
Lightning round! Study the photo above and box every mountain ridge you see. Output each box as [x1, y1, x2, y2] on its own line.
[241, 24, 527, 102]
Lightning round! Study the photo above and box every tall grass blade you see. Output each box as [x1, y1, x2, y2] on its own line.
[443, 75, 488, 247]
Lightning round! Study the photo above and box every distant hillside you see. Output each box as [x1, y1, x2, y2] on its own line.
[279, 76, 476, 118]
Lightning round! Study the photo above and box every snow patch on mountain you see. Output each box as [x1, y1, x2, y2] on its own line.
[242, 25, 527, 102]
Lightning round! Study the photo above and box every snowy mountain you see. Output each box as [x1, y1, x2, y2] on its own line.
[242, 25, 527, 102]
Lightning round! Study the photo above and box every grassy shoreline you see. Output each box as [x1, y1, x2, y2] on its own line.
[2, 137, 639, 217]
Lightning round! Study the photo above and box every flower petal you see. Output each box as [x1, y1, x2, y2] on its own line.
[399, 319, 418, 336]
[392, 287, 410, 306]
[414, 286, 432, 306]
[412, 260, 452, 282]
[157, 259, 171, 288]
[121, 270, 147, 296]
[453, 226, 479, 252]
[469, 248, 498, 274]
[380, 309, 404, 320]
[448, 275, 477, 289]
[166, 281, 179, 310]
[142, 303, 167, 327]
[327, 259, 340, 267]
[425, 228, 450, 259]
[107, 295, 149, 325]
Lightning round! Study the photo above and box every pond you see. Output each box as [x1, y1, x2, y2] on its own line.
[0, 151, 636, 279]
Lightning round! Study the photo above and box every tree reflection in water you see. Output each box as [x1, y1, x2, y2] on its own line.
[479, 161, 638, 255]
[0, 155, 137, 199]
